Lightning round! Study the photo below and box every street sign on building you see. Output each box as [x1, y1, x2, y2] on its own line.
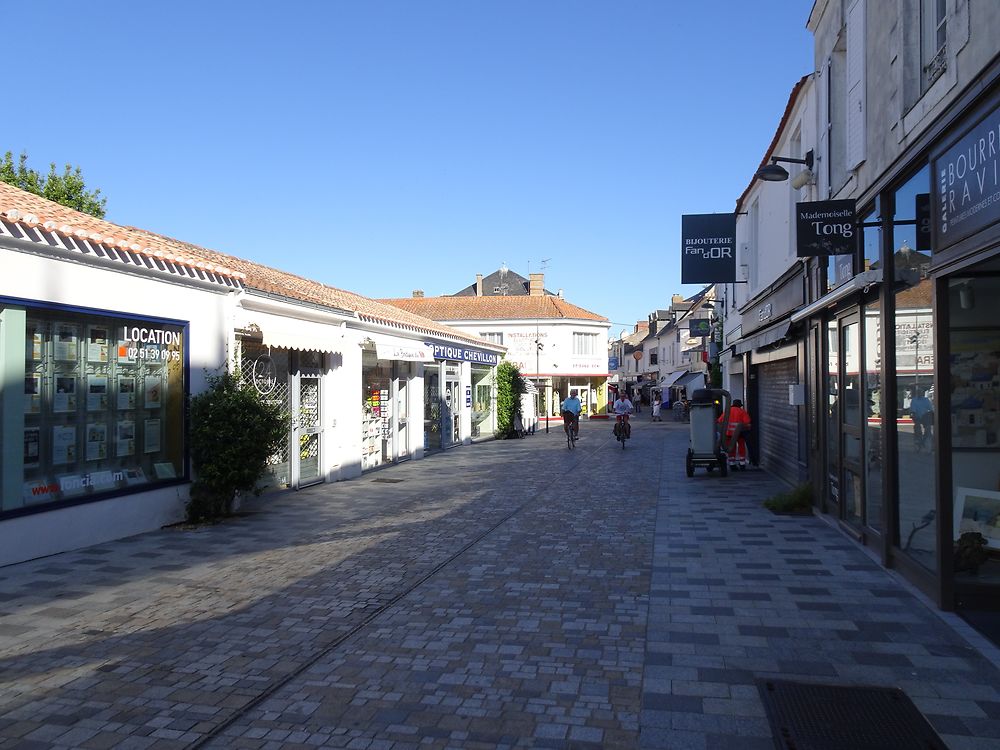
[681, 213, 736, 283]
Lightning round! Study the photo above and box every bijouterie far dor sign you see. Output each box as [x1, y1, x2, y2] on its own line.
[681, 213, 736, 283]
[796, 199, 857, 257]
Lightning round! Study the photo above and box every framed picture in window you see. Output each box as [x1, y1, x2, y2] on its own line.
[116, 420, 135, 457]
[117, 376, 136, 410]
[53, 376, 77, 412]
[86, 423, 108, 461]
[144, 375, 162, 409]
[955, 487, 1000, 548]
[52, 425, 77, 465]
[87, 325, 110, 363]
[26, 321, 44, 361]
[24, 373, 41, 414]
[53, 323, 79, 361]
[24, 427, 41, 468]
[88, 376, 109, 411]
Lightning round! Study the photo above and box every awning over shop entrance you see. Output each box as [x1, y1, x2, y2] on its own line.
[258, 317, 342, 353]
[659, 370, 687, 388]
[375, 339, 434, 362]
[674, 371, 706, 390]
[733, 320, 792, 355]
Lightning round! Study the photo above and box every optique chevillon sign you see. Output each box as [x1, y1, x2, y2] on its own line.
[681, 213, 736, 284]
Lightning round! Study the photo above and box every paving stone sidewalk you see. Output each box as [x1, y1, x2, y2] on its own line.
[0, 419, 999, 749]
[642, 425, 1000, 750]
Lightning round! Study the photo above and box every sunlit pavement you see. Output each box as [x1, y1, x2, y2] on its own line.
[0, 420, 998, 749]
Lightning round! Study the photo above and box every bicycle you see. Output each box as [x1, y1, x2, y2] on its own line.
[613, 413, 631, 449]
[562, 410, 579, 450]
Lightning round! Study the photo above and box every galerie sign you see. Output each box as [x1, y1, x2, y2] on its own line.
[796, 199, 857, 257]
[933, 102, 1000, 251]
[681, 213, 736, 283]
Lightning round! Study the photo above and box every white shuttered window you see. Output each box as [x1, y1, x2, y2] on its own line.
[846, 0, 867, 170]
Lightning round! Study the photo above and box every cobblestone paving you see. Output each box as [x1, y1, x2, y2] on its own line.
[1, 420, 1000, 749]
[0, 421, 657, 749]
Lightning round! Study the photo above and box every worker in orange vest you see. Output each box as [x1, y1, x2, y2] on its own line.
[719, 399, 752, 470]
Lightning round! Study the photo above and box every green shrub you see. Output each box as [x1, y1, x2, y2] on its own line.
[763, 482, 813, 513]
[495, 361, 526, 438]
[187, 371, 287, 522]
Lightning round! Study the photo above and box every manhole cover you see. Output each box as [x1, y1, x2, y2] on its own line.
[371, 478, 404, 484]
[757, 679, 947, 750]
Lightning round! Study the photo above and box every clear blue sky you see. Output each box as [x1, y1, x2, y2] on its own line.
[6, 1, 814, 335]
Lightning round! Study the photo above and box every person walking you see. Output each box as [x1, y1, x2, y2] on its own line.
[633, 391, 641, 415]
[651, 395, 662, 422]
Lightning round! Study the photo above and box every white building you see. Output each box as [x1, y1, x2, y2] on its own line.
[0, 183, 502, 566]
[383, 273, 612, 423]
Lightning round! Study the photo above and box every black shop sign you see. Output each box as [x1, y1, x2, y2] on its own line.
[932, 100, 1000, 252]
[681, 213, 736, 284]
[796, 199, 857, 257]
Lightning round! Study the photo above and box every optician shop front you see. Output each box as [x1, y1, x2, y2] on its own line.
[423, 342, 500, 453]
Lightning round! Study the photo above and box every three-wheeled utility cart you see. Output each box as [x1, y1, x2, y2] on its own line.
[685, 388, 732, 477]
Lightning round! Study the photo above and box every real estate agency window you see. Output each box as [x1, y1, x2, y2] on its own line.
[12, 303, 186, 514]
[573, 332, 597, 356]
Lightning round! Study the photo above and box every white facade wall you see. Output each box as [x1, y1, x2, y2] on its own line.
[1, 247, 234, 566]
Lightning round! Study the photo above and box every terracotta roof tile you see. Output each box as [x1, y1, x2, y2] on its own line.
[0, 182, 490, 347]
[380, 295, 609, 322]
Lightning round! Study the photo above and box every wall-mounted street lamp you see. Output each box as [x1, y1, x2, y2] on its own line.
[754, 149, 814, 182]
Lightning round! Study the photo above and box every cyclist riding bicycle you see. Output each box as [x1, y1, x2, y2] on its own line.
[560, 390, 582, 441]
[612, 392, 634, 439]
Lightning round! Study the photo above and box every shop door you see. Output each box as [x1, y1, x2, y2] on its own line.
[443, 375, 460, 446]
[824, 320, 842, 517]
[840, 316, 864, 529]
[394, 363, 410, 460]
[293, 370, 322, 487]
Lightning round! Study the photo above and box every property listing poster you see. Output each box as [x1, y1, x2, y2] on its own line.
[54, 323, 79, 361]
[52, 425, 77, 465]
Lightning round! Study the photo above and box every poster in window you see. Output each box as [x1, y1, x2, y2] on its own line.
[87, 325, 110, 363]
[24, 374, 41, 414]
[54, 323, 79, 361]
[52, 425, 77, 465]
[53, 376, 77, 412]
[144, 418, 161, 453]
[116, 420, 135, 457]
[86, 423, 108, 461]
[87, 376, 109, 411]
[26, 322, 44, 360]
[24, 427, 40, 468]
[117, 376, 136, 410]
[144, 375, 162, 409]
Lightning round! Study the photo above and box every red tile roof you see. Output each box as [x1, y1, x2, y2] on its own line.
[380, 294, 609, 322]
[0, 183, 491, 347]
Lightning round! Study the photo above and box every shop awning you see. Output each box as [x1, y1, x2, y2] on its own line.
[733, 320, 792, 355]
[523, 380, 539, 394]
[790, 269, 882, 323]
[259, 317, 343, 353]
[674, 371, 706, 390]
[659, 370, 687, 388]
[375, 340, 434, 362]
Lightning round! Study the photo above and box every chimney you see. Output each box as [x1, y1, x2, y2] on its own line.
[412, 290, 424, 298]
[671, 294, 685, 305]
[529, 273, 544, 296]
[475, 274, 483, 296]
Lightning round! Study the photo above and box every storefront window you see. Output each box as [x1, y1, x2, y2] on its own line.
[471, 365, 495, 439]
[239, 341, 291, 490]
[864, 301, 883, 531]
[892, 167, 936, 570]
[949, 274, 1000, 584]
[362, 349, 392, 470]
[826, 321, 839, 511]
[14, 305, 186, 513]
[424, 364, 441, 452]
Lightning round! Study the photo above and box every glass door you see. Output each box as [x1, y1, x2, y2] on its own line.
[443, 371, 460, 446]
[394, 362, 410, 460]
[825, 320, 841, 517]
[841, 317, 864, 528]
[293, 369, 322, 487]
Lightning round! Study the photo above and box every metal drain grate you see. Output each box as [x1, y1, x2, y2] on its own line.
[371, 478, 404, 484]
[757, 679, 947, 750]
